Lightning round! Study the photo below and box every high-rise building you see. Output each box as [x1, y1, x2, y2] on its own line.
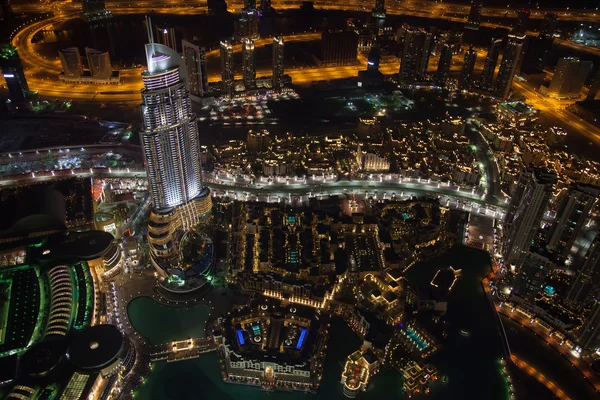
[372, 0, 386, 18]
[566, 233, 600, 310]
[235, 10, 260, 41]
[577, 298, 600, 351]
[546, 57, 592, 99]
[547, 183, 599, 258]
[82, 0, 106, 14]
[510, 8, 530, 39]
[399, 27, 432, 83]
[480, 37, 502, 89]
[85, 47, 112, 80]
[272, 36, 284, 92]
[513, 249, 555, 300]
[260, 0, 271, 11]
[465, 0, 482, 31]
[59, 47, 83, 78]
[0, 45, 29, 101]
[156, 26, 177, 51]
[540, 12, 558, 38]
[495, 38, 523, 99]
[140, 17, 211, 279]
[458, 47, 477, 90]
[244, 0, 256, 10]
[320, 31, 359, 67]
[242, 39, 256, 89]
[435, 43, 453, 87]
[502, 167, 556, 266]
[520, 35, 553, 72]
[367, 45, 380, 74]
[220, 40, 234, 96]
[586, 67, 600, 102]
[182, 39, 208, 97]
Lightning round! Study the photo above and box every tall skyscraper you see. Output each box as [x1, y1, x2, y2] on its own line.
[435, 43, 453, 87]
[220, 40, 234, 96]
[521, 35, 553, 72]
[140, 17, 211, 278]
[235, 10, 260, 40]
[540, 12, 558, 38]
[566, 233, 600, 310]
[59, 47, 83, 78]
[547, 57, 592, 99]
[272, 36, 284, 92]
[510, 8, 530, 39]
[577, 298, 600, 351]
[458, 47, 477, 90]
[182, 39, 208, 97]
[0, 45, 29, 101]
[85, 47, 112, 80]
[367, 45, 381, 74]
[81, 0, 106, 14]
[586, 67, 600, 102]
[495, 38, 523, 99]
[480, 37, 502, 89]
[372, 0, 386, 18]
[156, 26, 177, 51]
[242, 39, 256, 89]
[502, 167, 556, 266]
[320, 31, 359, 67]
[513, 249, 554, 300]
[547, 183, 599, 258]
[465, 0, 482, 30]
[399, 27, 432, 84]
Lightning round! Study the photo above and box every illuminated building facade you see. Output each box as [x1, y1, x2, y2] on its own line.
[503, 167, 556, 266]
[510, 8, 530, 39]
[0, 45, 30, 101]
[140, 20, 212, 277]
[480, 37, 502, 90]
[458, 47, 477, 90]
[236, 10, 260, 41]
[566, 233, 600, 310]
[399, 27, 432, 84]
[341, 347, 380, 398]
[465, 0, 482, 31]
[577, 298, 600, 351]
[545, 57, 592, 99]
[495, 38, 523, 99]
[320, 31, 359, 67]
[540, 12, 558, 38]
[85, 47, 112, 80]
[272, 36, 284, 92]
[59, 47, 84, 78]
[182, 38, 209, 97]
[242, 39, 257, 89]
[220, 40, 234, 96]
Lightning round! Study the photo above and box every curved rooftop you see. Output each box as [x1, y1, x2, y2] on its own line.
[37, 230, 114, 262]
[68, 324, 124, 372]
[20, 338, 69, 378]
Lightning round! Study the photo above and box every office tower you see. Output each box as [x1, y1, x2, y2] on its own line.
[272, 36, 284, 92]
[458, 47, 477, 90]
[540, 12, 558, 38]
[320, 31, 359, 67]
[495, 38, 523, 99]
[399, 27, 432, 83]
[182, 39, 208, 97]
[156, 26, 177, 51]
[513, 250, 554, 300]
[502, 167, 556, 266]
[141, 17, 211, 278]
[586, 68, 600, 101]
[0, 0, 14, 20]
[465, 0, 482, 30]
[372, 0, 385, 18]
[521, 35, 553, 72]
[59, 47, 83, 78]
[547, 57, 592, 99]
[244, 0, 256, 10]
[242, 39, 256, 89]
[435, 43, 452, 87]
[220, 40, 234, 96]
[260, 0, 271, 10]
[510, 8, 530, 39]
[566, 234, 600, 310]
[367, 45, 380, 74]
[82, 0, 106, 14]
[480, 37, 502, 89]
[0, 45, 29, 101]
[577, 298, 600, 351]
[85, 47, 111, 79]
[547, 183, 599, 258]
[236, 10, 259, 40]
